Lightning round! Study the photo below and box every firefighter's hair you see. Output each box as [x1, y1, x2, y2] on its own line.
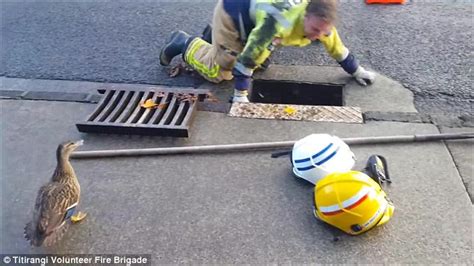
[306, 0, 338, 23]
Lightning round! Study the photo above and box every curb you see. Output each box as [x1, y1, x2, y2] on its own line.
[2, 89, 473, 128]
[0, 89, 102, 104]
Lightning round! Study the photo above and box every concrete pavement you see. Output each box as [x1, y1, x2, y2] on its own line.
[0, 69, 472, 263]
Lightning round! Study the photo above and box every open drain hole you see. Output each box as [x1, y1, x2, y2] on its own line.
[250, 80, 344, 106]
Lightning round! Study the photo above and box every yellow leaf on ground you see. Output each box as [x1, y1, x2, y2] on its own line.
[283, 106, 297, 115]
[169, 65, 181, 78]
[141, 99, 158, 109]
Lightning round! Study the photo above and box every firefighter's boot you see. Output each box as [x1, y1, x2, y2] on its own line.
[160, 30, 191, 66]
[202, 24, 212, 43]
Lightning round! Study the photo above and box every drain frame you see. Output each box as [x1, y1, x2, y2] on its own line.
[76, 87, 208, 137]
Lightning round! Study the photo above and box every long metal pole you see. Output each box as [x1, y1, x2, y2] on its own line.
[71, 132, 474, 159]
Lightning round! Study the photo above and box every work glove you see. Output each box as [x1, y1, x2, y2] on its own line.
[352, 66, 376, 86]
[232, 89, 250, 103]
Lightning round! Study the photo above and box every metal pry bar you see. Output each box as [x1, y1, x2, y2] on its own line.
[71, 132, 474, 159]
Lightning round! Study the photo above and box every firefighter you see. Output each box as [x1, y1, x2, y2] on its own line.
[160, 0, 376, 103]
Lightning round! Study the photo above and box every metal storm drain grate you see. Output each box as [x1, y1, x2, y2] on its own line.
[229, 102, 363, 123]
[76, 88, 208, 137]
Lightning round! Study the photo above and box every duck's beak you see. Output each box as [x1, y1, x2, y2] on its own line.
[74, 140, 84, 146]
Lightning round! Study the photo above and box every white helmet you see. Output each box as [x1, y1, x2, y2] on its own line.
[291, 134, 356, 185]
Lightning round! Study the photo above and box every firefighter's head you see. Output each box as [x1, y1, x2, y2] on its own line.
[304, 0, 337, 40]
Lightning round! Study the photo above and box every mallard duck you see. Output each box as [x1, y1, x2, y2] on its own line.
[24, 140, 87, 247]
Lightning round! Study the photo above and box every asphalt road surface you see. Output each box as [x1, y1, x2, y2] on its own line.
[1, 0, 472, 118]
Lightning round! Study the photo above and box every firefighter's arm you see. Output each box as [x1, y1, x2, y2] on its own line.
[320, 27, 375, 85]
[232, 16, 277, 93]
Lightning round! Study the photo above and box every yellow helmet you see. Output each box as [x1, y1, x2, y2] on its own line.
[313, 171, 394, 235]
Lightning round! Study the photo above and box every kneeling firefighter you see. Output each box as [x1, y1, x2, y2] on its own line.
[160, 0, 376, 103]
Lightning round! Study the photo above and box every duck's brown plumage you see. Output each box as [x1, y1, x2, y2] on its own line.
[25, 140, 83, 247]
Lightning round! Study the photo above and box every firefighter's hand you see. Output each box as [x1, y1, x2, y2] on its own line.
[353, 66, 375, 86]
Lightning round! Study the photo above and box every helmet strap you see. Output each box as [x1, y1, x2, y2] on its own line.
[363, 155, 392, 186]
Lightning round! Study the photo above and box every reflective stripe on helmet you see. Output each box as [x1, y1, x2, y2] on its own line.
[314, 148, 338, 166]
[294, 143, 339, 171]
[361, 200, 387, 229]
[296, 165, 314, 171]
[319, 187, 370, 215]
[294, 143, 333, 163]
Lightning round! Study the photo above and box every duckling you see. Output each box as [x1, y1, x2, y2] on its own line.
[24, 140, 87, 247]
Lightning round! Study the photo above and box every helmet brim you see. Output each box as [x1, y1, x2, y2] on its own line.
[292, 166, 303, 179]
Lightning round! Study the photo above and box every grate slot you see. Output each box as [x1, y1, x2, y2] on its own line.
[117, 91, 143, 123]
[98, 90, 125, 122]
[151, 93, 173, 124]
[158, 96, 178, 125]
[137, 91, 161, 124]
[180, 99, 197, 126]
[87, 90, 114, 121]
[144, 94, 165, 124]
[170, 101, 189, 126]
[108, 91, 134, 123]
[126, 91, 153, 124]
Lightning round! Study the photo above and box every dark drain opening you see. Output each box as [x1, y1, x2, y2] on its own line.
[251, 80, 343, 106]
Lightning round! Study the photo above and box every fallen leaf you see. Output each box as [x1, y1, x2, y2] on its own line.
[168, 65, 181, 78]
[156, 92, 167, 98]
[157, 102, 168, 109]
[141, 99, 158, 109]
[176, 94, 198, 103]
[283, 106, 297, 115]
[205, 92, 219, 102]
